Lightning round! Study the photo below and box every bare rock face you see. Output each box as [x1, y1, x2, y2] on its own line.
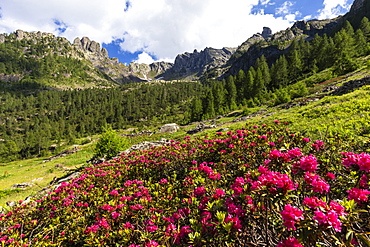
[73, 37, 109, 60]
[0, 34, 5, 43]
[15, 30, 24, 40]
[162, 47, 236, 80]
[261, 27, 272, 39]
[150, 61, 173, 75]
[291, 18, 340, 38]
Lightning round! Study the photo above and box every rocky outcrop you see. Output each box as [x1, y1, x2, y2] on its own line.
[150, 61, 173, 75]
[0, 74, 24, 82]
[290, 18, 340, 38]
[261, 27, 272, 39]
[330, 76, 370, 96]
[73, 37, 109, 60]
[161, 47, 236, 80]
[121, 138, 171, 154]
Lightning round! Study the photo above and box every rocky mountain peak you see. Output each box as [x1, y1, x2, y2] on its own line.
[161, 46, 236, 80]
[73, 37, 109, 60]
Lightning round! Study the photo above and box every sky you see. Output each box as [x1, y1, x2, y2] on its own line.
[0, 0, 355, 65]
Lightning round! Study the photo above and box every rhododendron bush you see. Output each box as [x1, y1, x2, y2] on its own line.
[0, 122, 369, 246]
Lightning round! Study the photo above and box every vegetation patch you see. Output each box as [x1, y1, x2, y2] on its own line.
[0, 122, 369, 246]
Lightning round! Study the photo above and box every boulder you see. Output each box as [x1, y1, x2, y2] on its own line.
[158, 123, 180, 133]
[11, 182, 34, 189]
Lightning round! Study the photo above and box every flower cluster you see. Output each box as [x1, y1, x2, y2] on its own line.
[0, 122, 369, 246]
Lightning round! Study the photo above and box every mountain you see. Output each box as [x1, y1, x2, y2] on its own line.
[0, 0, 368, 89]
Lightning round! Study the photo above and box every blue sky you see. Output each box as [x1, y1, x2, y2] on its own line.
[0, 0, 354, 64]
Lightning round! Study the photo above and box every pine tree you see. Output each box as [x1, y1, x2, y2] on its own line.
[203, 89, 215, 119]
[212, 81, 227, 115]
[354, 29, 369, 56]
[225, 75, 237, 110]
[243, 67, 255, 100]
[270, 55, 288, 89]
[236, 70, 246, 101]
[288, 49, 304, 81]
[359, 17, 370, 40]
[190, 98, 203, 122]
[253, 68, 265, 98]
[255, 55, 271, 87]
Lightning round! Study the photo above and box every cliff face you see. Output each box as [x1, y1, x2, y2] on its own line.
[160, 47, 236, 80]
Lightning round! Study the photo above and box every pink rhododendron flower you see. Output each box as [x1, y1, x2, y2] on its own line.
[304, 172, 320, 185]
[312, 140, 325, 151]
[313, 209, 342, 232]
[347, 188, 370, 203]
[277, 237, 303, 247]
[145, 240, 159, 247]
[97, 218, 110, 229]
[329, 201, 347, 216]
[303, 197, 327, 209]
[194, 186, 207, 197]
[302, 138, 310, 142]
[109, 189, 119, 196]
[300, 155, 318, 172]
[280, 204, 304, 231]
[111, 211, 121, 220]
[145, 225, 158, 232]
[288, 148, 302, 159]
[213, 188, 226, 199]
[311, 178, 330, 193]
[269, 150, 283, 159]
[342, 152, 370, 172]
[326, 172, 336, 180]
[251, 171, 297, 194]
[358, 153, 370, 172]
[234, 177, 245, 186]
[129, 204, 143, 210]
[159, 178, 168, 184]
[360, 174, 369, 188]
[225, 214, 242, 231]
[123, 222, 135, 229]
[85, 224, 100, 233]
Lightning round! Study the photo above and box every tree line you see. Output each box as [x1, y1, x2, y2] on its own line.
[0, 81, 203, 162]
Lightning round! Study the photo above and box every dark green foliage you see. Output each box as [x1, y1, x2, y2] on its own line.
[190, 98, 203, 122]
[94, 125, 129, 159]
[359, 17, 370, 40]
[0, 81, 202, 162]
[225, 75, 237, 111]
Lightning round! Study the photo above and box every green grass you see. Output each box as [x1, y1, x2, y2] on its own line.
[0, 143, 95, 207]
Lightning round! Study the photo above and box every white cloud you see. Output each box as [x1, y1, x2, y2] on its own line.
[0, 0, 295, 62]
[133, 52, 155, 64]
[317, 0, 352, 19]
[275, 1, 301, 21]
[260, 0, 273, 5]
[276, 1, 294, 15]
